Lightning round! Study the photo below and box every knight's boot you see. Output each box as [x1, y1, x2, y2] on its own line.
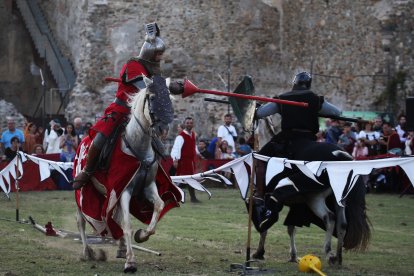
[72, 143, 101, 190]
[258, 195, 283, 233]
[188, 186, 200, 203]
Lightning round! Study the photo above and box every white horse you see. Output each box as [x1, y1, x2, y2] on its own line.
[74, 76, 181, 272]
[251, 115, 370, 265]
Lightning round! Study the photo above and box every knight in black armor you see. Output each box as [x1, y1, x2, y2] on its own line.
[252, 71, 342, 233]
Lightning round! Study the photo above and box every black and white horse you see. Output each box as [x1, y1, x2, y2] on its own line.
[252, 115, 371, 265]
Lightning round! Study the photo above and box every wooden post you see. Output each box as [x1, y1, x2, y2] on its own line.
[15, 152, 20, 221]
[246, 155, 256, 263]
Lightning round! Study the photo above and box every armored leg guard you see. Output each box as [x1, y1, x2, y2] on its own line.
[72, 141, 102, 190]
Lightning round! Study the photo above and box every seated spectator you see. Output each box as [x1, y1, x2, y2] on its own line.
[236, 137, 252, 156]
[73, 117, 85, 140]
[337, 122, 356, 154]
[208, 137, 218, 158]
[325, 119, 342, 144]
[32, 144, 45, 155]
[352, 138, 369, 159]
[5, 136, 22, 161]
[378, 122, 401, 155]
[395, 114, 407, 148]
[222, 145, 237, 159]
[59, 123, 79, 162]
[1, 117, 25, 151]
[373, 116, 383, 132]
[24, 122, 38, 154]
[316, 130, 326, 143]
[215, 139, 229, 159]
[35, 125, 45, 145]
[358, 121, 380, 156]
[197, 139, 213, 159]
[404, 130, 413, 155]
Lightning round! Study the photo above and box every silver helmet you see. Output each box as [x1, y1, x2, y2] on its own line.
[138, 22, 166, 62]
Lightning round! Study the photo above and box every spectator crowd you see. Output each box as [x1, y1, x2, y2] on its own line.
[0, 116, 92, 162]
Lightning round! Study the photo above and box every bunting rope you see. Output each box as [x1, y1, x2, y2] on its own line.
[1, 152, 413, 206]
[170, 153, 414, 207]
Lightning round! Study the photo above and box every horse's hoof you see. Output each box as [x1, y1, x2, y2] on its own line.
[134, 229, 149, 243]
[327, 253, 337, 266]
[124, 262, 137, 273]
[96, 249, 107, 261]
[81, 246, 96, 261]
[116, 249, 127, 259]
[288, 257, 298, 263]
[252, 250, 265, 260]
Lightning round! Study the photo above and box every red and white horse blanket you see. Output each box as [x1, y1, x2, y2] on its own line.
[74, 135, 182, 240]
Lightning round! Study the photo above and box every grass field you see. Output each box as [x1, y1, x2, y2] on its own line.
[0, 188, 413, 275]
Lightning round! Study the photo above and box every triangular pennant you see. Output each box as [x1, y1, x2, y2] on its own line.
[9, 164, 17, 180]
[50, 163, 70, 182]
[2, 170, 11, 187]
[38, 160, 51, 181]
[18, 151, 27, 163]
[231, 161, 249, 199]
[296, 163, 323, 185]
[215, 173, 233, 186]
[266, 158, 286, 186]
[324, 163, 355, 207]
[306, 161, 323, 176]
[183, 178, 212, 199]
[0, 176, 8, 196]
[399, 162, 414, 189]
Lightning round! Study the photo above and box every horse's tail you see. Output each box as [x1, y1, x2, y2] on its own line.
[343, 176, 371, 251]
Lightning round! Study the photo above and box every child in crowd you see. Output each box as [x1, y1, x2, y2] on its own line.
[352, 138, 369, 159]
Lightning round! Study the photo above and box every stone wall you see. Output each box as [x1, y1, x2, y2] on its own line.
[6, 0, 414, 139]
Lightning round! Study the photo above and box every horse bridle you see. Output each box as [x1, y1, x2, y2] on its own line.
[122, 91, 165, 163]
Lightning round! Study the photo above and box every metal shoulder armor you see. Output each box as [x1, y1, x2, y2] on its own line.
[319, 99, 341, 117]
[256, 102, 280, 119]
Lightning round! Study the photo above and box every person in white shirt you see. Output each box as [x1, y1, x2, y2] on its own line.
[45, 120, 64, 154]
[217, 113, 237, 153]
[357, 121, 380, 156]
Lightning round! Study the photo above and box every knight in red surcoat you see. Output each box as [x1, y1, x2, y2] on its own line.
[72, 22, 183, 189]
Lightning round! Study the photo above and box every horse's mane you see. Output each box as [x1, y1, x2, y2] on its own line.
[127, 87, 147, 113]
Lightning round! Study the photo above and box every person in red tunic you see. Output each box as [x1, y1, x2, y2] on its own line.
[170, 117, 200, 203]
[72, 22, 183, 189]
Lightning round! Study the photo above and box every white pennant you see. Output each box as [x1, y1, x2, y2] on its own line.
[183, 178, 212, 199]
[231, 161, 249, 199]
[215, 173, 233, 186]
[305, 161, 323, 176]
[38, 160, 51, 181]
[9, 164, 17, 180]
[2, 170, 11, 189]
[50, 163, 70, 182]
[296, 163, 324, 185]
[266, 157, 286, 186]
[0, 177, 8, 197]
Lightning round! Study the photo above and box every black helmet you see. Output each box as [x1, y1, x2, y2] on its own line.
[292, 71, 312, 89]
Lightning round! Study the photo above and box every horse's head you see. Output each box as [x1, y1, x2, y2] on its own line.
[130, 75, 174, 137]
